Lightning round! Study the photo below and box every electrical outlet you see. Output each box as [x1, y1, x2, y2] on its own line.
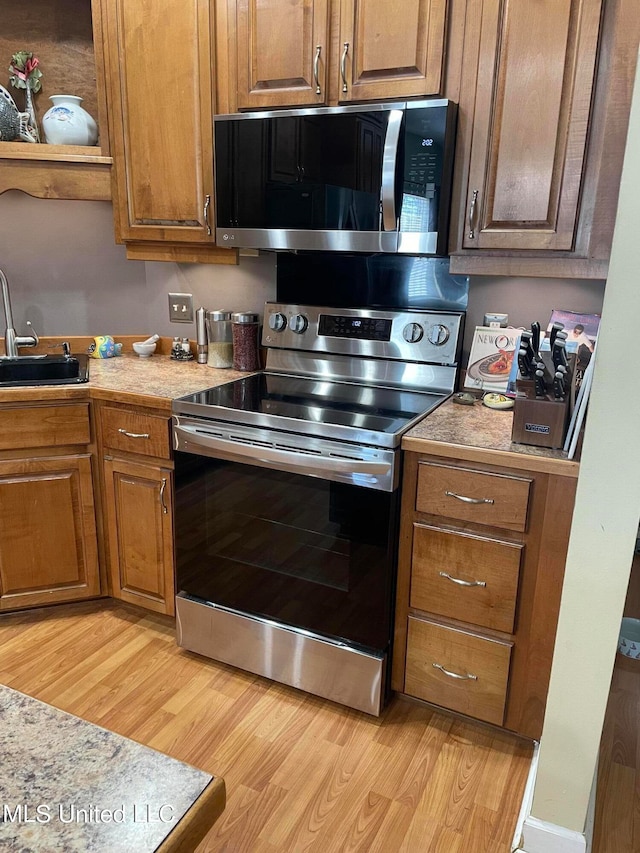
[168, 292, 194, 323]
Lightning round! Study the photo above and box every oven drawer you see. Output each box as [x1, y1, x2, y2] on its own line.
[101, 407, 171, 459]
[416, 462, 531, 531]
[410, 525, 522, 633]
[405, 616, 512, 726]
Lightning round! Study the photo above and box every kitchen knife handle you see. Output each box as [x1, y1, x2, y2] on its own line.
[445, 490, 494, 505]
[467, 189, 479, 239]
[313, 45, 322, 95]
[439, 571, 487, 588]
[432, 663, 478, 681]
[340, 43, 349, 93]
[531, 321, 540, 357]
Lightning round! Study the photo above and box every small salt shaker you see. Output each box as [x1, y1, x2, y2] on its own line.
[231, 312, 260, 372]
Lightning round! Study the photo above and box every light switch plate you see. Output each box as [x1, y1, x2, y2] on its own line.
[168, 293, 194, 323]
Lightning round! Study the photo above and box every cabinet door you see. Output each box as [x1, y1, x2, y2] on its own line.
[461, 0, 602, 251]
[0, 455, 100, 610]
[339, 0, 446, 102]
[236, 0, 330, 108]
[104, 458, 175, 616]
[104, 0, 215, 244]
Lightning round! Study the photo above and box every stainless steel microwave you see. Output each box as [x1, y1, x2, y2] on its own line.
[213, 99, 457, 255]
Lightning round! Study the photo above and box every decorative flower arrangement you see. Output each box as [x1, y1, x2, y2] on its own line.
[9, 51, 42, 142]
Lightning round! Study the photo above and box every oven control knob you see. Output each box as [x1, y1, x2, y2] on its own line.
[402, 322, 424, 343]
[428, 323, 450, 346]
[290, 314, 308, 334]
[268, 312, 287, 332]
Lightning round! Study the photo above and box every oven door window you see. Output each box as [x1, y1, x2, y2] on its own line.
[174, 451, 398, 652]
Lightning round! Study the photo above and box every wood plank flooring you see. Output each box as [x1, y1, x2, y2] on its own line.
[593, 551, 640, 852]
[0, 601, 533, 852]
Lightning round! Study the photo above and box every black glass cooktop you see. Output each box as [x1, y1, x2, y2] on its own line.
[173, 372, 445, 448]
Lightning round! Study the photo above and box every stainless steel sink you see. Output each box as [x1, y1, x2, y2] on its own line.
[0, 354, 90, 386]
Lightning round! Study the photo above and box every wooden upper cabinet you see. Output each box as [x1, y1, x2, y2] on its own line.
[236, 0, 330, 108]
[104, 0, 213, 242]
[459, 0, 603, 253]
[220, 0, 447, 111]
[338, 0, 446, 102]
[103, 0, 236, 262]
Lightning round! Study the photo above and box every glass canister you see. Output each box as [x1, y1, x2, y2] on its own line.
[206, 310, 233, 368]
[231, 312, 260, 372]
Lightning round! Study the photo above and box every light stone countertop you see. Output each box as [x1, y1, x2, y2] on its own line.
[0, 685, 224, 852]
[0, 353, 246, 410]
[402, 397, 580, 477]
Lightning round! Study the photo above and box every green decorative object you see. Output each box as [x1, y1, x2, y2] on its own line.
[9, 51, 42, 143]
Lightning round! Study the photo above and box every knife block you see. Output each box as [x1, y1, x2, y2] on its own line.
[511, 385, 571, 450]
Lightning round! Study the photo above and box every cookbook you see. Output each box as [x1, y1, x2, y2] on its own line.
[464, 326, 521, 393]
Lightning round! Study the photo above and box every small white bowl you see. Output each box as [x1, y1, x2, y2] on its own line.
[133, 341, 156, 358]
[618, 617, 640, 658]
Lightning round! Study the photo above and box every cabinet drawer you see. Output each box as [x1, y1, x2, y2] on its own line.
[416, 462, 531, 531]
[405, 617, 512, 726]
[411, 525, 522, 633]
[101, 407, 171, 459]
[0, 404, 90, 450]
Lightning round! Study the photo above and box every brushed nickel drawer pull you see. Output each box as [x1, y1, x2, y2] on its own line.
[159, 477, 168, 514]
[432, 662, 477, 681]
[204, 194, 211, 235]
[439, 571, 486, 588]
[340, 42, 349, 93]
[468, 188, 479, 239]
[445, 490, 494, 505]
[313, 45, 322, 95]
[118, 428, 151, 439]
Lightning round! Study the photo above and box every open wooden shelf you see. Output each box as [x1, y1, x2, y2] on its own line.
[0, 0, 112, 201]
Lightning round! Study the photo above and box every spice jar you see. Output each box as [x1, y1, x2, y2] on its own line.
[206, 310, 233, 368]
[231, 312, 260, 372]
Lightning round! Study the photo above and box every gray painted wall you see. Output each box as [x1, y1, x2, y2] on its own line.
[0, 192, 605, 357]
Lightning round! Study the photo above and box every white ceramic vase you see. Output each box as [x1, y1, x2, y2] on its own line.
[42, 95, 98, 146]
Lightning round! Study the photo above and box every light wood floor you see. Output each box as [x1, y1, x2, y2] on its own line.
[0, 601, 533, 852]
[593, 551, 640, 852]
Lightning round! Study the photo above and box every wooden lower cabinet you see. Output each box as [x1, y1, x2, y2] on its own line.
[0, 454, 100, 610]
[103, 457, 175, 616]
[394, 451, 577, 740]
[405, 616, 512, 726]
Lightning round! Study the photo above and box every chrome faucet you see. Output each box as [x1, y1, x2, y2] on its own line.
[0, 268, 39, 358]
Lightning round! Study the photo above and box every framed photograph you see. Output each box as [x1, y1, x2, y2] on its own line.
[464, 326, 521, 393]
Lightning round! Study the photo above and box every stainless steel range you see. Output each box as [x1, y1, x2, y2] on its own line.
[172, 302, 464, 715]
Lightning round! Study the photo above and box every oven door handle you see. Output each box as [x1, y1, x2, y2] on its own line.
[174, 424, 392, 479]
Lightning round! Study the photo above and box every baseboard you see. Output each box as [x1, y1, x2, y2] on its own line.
[517, 817, 587, 853]
[512, 742, 592, 853]
[512, 742, 539, 850]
